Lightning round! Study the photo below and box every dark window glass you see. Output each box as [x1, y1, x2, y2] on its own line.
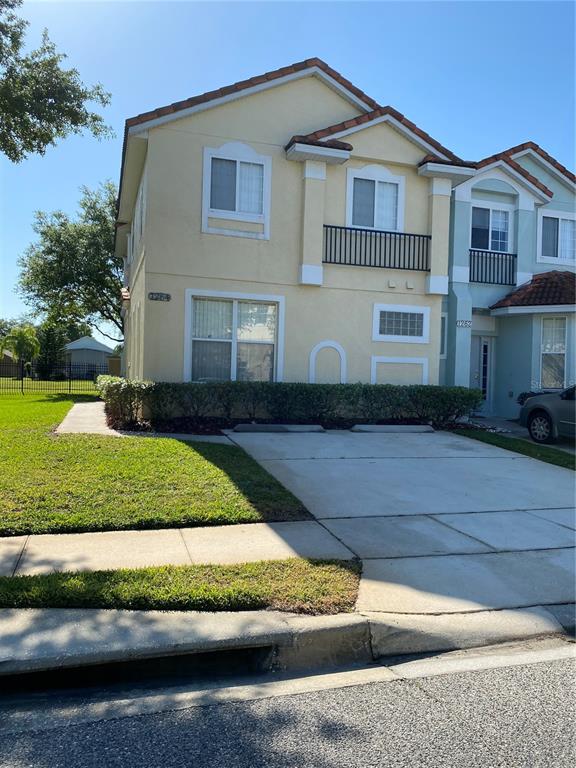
[542, 217, 559, 259]
[471, 207, 490, 250]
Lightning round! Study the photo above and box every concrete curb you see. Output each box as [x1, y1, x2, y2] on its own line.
[0, 605, 573, 679]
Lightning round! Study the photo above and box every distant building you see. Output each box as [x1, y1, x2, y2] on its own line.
[65, 336, 115, 369]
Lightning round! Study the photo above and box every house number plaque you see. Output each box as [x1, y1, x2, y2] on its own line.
[148, 292, 171, 302]
[456, 320, 472, 328]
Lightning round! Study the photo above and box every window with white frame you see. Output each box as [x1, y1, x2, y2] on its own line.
[347, 166, 405, 232]
[541, 317, 566, 389]
[372, 304, 430, 343]
[202, 143, 271, 239]
[191, 298, 277, 382]
[540, 212, 576, 262]
[471, 206, 511, 252]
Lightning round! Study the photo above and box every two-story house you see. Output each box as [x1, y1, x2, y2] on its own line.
[441, 144, 575, 417]
[116, 59, 471, 388]
[116, 59, 575, 414]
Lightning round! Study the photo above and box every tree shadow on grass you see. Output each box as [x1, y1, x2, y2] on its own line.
[178, 440, 312, 524]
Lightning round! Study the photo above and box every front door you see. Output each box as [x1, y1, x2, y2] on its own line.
[470, 335, 492, 412]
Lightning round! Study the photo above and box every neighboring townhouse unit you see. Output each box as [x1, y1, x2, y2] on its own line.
[116, 60, 574, 413]
[441, 144, 576, 417]
[117, 59, 467, 388]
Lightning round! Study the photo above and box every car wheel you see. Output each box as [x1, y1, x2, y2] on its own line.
[528, 411, 555, 444]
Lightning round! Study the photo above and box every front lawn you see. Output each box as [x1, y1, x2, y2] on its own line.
[0, 559, 360, 615]
[456, 428, 575, 471]
[0, 395, 308, 536]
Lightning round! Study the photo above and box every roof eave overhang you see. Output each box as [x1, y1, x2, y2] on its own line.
[491, 303, 576, 316]
[286, 142, 350, 165]
[418, 162, 476, 183]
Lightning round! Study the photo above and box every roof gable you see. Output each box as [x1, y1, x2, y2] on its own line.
[126, 58, 379, 134]
[65, 336, 114, 353]
[504, 142, 576, 188]
[292, 106, 461, 162]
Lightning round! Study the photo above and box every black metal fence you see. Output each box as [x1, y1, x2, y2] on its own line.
[0, 361, 109, 394]
[469, 249, 517, 285]
[323, 225, 431, 271]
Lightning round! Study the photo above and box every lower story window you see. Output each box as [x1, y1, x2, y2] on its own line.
[541, 317, 566, 389]
[372, 304, 430, 343]
[191, 297, 277, 382]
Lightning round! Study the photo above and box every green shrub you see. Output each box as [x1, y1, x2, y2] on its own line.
[97, 377, 483, 431]
[96, 375, 153, 428]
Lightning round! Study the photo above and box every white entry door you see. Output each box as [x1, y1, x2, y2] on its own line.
[470, 335, 492, 412]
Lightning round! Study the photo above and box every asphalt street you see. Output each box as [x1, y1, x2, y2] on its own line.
[0, 646, 574, 768]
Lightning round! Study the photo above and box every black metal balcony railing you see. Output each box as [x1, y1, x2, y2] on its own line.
[469, 249, 517, 285]
[323, 225, 430, 271]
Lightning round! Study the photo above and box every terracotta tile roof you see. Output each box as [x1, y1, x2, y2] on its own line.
[294, 106, 462, 162]
[477, 152, 553, 197]
[501, 141, 576, 185]
[285, 135, 353, 152]
[125, 58, 380, 129]
[491, 271, 576, 309]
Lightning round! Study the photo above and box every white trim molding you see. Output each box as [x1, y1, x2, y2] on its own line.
[452, 266, 470, 283]
[202, 142, 272, 240]
[346, 164, 406, 232]
[454, 166, 549, 208]
[426, 275, 449, 295]
[299, 264, 323, 286]
[183, 289, 286, 382]
[309, 341, 347, 384]
[286, 144, 349, 165]
[370, 356, 429, 385]
[372, 303, 431, 343]
[491, 304, 575, 317]
[536, 208, 576, 265]
[328, 113, 452, 161]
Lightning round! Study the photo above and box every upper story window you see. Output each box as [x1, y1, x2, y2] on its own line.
[539, 210, 576, 263]
[202, 143, 271, 239]
[471, 206, 512, 253]
[347, 165, 405, 232]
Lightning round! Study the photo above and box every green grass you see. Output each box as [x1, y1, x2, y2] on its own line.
[0, 395, 308, 536]
[0, 559, 360, 615]
[457, 428, 575, 470]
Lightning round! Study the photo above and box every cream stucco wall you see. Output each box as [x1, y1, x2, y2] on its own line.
[122, 73, 450, 386]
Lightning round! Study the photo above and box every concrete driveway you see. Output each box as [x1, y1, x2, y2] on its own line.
[229, 430, 575, 618]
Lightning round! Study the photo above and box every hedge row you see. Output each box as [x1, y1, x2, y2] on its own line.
[97, 376, 483, 431]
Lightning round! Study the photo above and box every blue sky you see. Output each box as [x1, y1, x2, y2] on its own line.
[1, 0, 574, 326]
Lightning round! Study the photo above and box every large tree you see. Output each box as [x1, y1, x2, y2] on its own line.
[19, 182, 123, 341]
[0, 0, 112, 162]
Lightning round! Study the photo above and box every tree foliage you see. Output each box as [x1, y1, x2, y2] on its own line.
[19, 182, 123, 341]
[0, 325, 39, 362]
[0, 0, 112, 162]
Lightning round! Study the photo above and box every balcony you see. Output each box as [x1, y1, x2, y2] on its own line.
[469, 249, 517, 285]
[323, 225, 430, 271]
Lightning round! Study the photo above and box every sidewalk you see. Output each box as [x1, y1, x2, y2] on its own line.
[0, 521, 354, 577]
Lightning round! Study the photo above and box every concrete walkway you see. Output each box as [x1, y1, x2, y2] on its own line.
[0, 521, 354, 577]
[228, 431, 576, 616]
[55, 401, 231, 443]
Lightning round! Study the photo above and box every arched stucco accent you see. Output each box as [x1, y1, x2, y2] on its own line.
[309, 341, 347, 384]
